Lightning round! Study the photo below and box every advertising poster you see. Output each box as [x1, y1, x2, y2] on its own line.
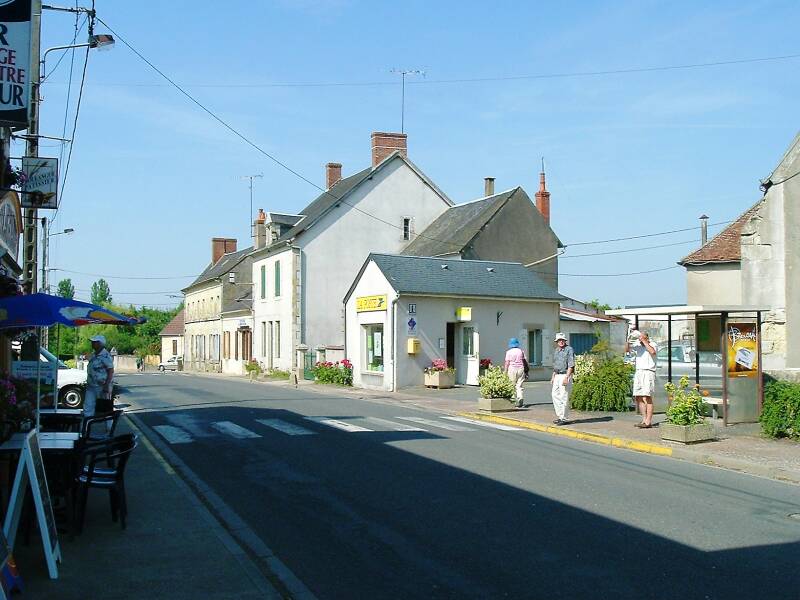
[0, 0, 32, 129]
[726, 323, 758, 378]
[11, 360, 57, 407]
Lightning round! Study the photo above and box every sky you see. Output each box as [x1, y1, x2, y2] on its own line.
[28, 0, 800, 310]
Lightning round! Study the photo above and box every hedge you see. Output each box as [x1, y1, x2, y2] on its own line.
[760, 379, 800, 440]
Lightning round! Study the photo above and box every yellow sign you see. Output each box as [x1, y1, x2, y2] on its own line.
[356, 295, 387, 312]
[455, 306, 472, 321]
[727, 322, 758, 378]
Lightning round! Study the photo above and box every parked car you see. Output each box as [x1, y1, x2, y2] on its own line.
[654, 344, 723, 396]
[158, 356, 181, 372]
[39, 347, 88, 408]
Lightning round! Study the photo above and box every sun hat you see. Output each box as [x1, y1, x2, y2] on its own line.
[508, 338, 520, 348]
[554, 332, 568, 342]
[89, 334, 107, 346]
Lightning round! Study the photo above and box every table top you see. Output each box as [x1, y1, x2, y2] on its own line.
[0, 432, 81, 451]
[38, 408, 83, 417]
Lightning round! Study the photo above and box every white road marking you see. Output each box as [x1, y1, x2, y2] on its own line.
[153, 425, 194, 444]
[304, 417, 373, 433]
[256, 419, 316, 436]
[365, 417, 427, 432]
[441, 416, 524, 431]
[165, 413, 215, 438]
[210, 421, 262, 439]
[396, 416, 476, 431]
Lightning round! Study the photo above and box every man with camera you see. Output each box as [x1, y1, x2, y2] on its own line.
[626, 330, 658, 428]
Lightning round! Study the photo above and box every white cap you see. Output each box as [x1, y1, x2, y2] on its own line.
[89, 334, 106, 345]
[554, 332, 567, 342]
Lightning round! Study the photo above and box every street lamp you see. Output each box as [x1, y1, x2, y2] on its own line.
[41, 34, 115, 79]
[40, 218, 74, 295]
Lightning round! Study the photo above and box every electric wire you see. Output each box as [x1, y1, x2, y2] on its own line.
[561, 238, 700, 258]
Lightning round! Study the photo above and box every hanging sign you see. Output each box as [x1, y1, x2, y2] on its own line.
[356, 295, 387, 312]
[21, 157, 58, 209]
[0, 0, 32, 129]
[0, 191, 20, 259]
[727, 322, 758, 378]
[3, 431, 62, 579]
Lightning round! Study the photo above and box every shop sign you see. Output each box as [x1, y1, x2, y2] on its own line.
[0, 191, 20, 259]
[21, 157, 58, 209]
[356, 294, 387, 312]
[727, 322, 757, 378]
[407, 317, 417, 336]
[455, 306, 472, 322]
[0, 0, 32, 129]
[11, 360, 57, 407]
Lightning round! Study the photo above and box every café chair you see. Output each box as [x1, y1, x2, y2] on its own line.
[80, 409, 123, 443]
[73, 433, 138, 534]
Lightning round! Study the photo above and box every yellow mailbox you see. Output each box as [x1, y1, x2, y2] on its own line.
[407, 338, 421, 354]
[455, 306, 472, 321]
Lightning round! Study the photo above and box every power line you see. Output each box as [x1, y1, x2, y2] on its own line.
[563, 220, 732, 247]
[558, 265, 680, 277]
[561, 238, 699, 258]
[51, 268, 197, 280]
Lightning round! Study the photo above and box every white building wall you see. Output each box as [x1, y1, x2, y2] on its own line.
[251, 248, 294, 372]
[184, 281, 223, 372]
[221, 314, 254, 375]
[686, 264, 742, 305]
[160, 336, 183, 360]
[303, 159, 451, 351]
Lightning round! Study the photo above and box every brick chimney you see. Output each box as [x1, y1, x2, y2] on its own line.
[211, 238, 237, 264]
[535, 171, 551, 225]
[326, 162, 342, 189]
[484, 177, 495, 196]
[253, 209, 267, 250]
[371, 131, 407, 167]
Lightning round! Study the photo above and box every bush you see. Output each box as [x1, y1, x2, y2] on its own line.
[664, 376, 705, 426]
[63, 359, 77, 369]
[570, 358, 633, 411]
[760, 379, 800, 439]
[244, 360, 262, 375]
[573, 354, 599, 383]
[478, 366, 515, 399]
[313, 359, 353, 386]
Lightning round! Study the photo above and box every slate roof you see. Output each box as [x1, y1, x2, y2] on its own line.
[222, 289, 252, 314]
[349, 254, 562, 302]
[159, 309, 184, 337]
[185, 246, 253, 290]
[679, 202, 761, 265]
[403, 189, 517, 256]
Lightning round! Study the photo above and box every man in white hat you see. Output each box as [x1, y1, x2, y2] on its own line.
[551, 333, 575, 425]
[86, 334, 115, 418]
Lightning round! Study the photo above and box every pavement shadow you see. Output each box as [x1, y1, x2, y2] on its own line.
[567, 416, 614, 424]
[130, 403, 800, 600]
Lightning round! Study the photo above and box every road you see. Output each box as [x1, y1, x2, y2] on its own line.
[120, 372, 800, 599]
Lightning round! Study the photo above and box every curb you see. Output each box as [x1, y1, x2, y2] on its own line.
[458, 411, 674, 456]
[670, 447, 800, 484]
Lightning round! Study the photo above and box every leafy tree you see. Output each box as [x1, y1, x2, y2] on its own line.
[90, 279, 112, 305]
[587, 298, 612, 312]
[55, 278, 75, 299]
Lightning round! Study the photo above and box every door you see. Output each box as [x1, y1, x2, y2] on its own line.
[463, 326, 480, 386]
[446, 323, 455, 368]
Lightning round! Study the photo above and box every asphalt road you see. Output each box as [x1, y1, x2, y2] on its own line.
[120, 373, 800, 600]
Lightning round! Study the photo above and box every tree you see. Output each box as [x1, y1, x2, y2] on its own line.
[90, 279, 112, 305]
[587, 298, 613, 312]
[55, 278, 75, 299]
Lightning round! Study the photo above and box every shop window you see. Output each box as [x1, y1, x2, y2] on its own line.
[364, 324, 384, 372]
[462, 327, 475, 356]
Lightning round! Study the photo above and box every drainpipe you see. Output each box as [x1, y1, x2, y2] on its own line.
[391, 294, 399, 392]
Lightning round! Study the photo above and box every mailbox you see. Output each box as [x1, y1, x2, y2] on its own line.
[455, 306, 472, 321]
[407, 338, 421, 354]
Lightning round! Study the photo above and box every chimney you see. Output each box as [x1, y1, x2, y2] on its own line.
[211, 237, 237, 264]
[254, 209, 267, 250]
[326, 163, 342, 189]
[371, 131, 407, 167]
[700, 214, 709, 246]
[535, 170, 551, 225]
[484, 177, 495, 196]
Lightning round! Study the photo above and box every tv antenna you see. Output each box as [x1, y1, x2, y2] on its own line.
[390, 68, 426, 133]
[240, 173, 263, 233]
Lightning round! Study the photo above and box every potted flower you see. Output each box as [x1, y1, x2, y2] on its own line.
[479, 358, 492, 377]
[424, 359, 455, 389]
[477, 366, 516, 412]
[0, 376, 34, 442]
[661, 376, 715, 443]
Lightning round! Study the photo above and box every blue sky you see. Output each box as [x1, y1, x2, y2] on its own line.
[31, 0, 800, 310]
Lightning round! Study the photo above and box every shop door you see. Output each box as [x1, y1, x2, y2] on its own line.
[463, 326, 480, 386]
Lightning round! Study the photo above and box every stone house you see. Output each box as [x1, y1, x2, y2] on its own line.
[159, 309, 184, 360]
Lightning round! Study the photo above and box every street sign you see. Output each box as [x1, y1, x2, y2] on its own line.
[0, 0, 32, 130]
[21, 157, 58, 209]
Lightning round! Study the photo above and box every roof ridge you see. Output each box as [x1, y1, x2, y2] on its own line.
[371, 252, 525, 266]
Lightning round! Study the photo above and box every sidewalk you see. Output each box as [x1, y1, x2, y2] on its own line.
[255, 375, 800, 485]
[14, 419, 282, 600]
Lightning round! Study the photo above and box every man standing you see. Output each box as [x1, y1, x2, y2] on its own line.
[504, 338, 527, 408]
[626, 330, 658, 428]
[86, 334, 114, 418]
[551, 333, 575, 425]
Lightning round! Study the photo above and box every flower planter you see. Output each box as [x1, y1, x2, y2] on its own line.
[660, 422, 715, 444]
[478, 397, 516, 412]
[424, 370, 455, 389]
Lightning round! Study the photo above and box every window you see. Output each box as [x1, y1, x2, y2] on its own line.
[462, 327, 475, 356]
[223, 331, 230, 359]
[261, 322, 267, 356]
[528, 329, 543, 366]
[172, 339, 178, 356]
[274, 260, 281, 297]
[242, 330, 252, 362]
[274, 321, 281, 358]
[402, 217, 412, 241]
[364, 324, 384, 372]
[260, 265, 266, 299]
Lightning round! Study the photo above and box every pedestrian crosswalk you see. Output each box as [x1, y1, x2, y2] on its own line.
[150, 412, 526, 445]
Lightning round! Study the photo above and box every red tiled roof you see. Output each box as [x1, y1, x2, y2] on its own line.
[159, 309, 184, 337]
[679, 202, 762, 265]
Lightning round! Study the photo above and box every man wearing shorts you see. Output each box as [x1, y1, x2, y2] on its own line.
[626, 330, 658, 428]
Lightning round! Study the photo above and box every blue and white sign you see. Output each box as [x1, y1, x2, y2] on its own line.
[0, 0, 32, 129]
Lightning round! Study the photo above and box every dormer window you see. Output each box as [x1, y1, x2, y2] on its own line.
[402, 217, 412, 241]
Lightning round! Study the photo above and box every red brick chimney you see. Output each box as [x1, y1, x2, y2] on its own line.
[326, 162, 342, 189]
[211, 238, 237, 264]
[371, 132, 407, 167]
[535, 171, 551, 225]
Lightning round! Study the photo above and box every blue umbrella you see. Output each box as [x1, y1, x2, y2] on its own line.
[0, 293, 143, 329]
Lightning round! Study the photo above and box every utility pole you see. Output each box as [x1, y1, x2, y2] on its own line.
[240, 174, 262, 236]
[22, 0, 42, 295]
[390, 68, 425, 133]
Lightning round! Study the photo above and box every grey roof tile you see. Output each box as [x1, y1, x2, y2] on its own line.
[185, 246, 253, 290]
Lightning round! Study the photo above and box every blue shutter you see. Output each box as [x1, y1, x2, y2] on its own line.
[569, 333, 598, 355]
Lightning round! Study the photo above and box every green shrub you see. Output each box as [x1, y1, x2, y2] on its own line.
[760, 379, 800, 439]
[570, 358, 633, 411]
[478, 366, 515, 399]
[313, 360, 353, 386]
[64, 359, 77, 369]
[573, 354, 599, 383]
[664, 376, 706, 426]
[244, 360, 262, 374]
[266, 368, 290, 380]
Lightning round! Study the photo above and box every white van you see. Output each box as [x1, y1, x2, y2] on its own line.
[39, 347, 88, 408]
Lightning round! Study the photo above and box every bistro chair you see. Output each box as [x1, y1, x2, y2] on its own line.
[72, 433, 138, 534]
[80, 409, 124, 443]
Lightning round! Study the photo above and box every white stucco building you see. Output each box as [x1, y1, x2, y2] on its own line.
[251, 132, 453, 372]
[344, 254, 562, 391]
[159, 309, 184, 360]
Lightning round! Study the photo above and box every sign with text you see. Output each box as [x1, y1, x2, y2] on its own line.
[727, 322, 758, 378]
[0, 0, 32, 129]
[21, 157, 58, 209]
[356, 294, 387, 312]
[0, 191, 20, 259]
[11, 360, 57, 407]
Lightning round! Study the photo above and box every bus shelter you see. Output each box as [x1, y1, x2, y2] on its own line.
[606, 305, 768, 426]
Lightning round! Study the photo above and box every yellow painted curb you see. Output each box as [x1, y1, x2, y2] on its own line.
[458, 412, 673, 457]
